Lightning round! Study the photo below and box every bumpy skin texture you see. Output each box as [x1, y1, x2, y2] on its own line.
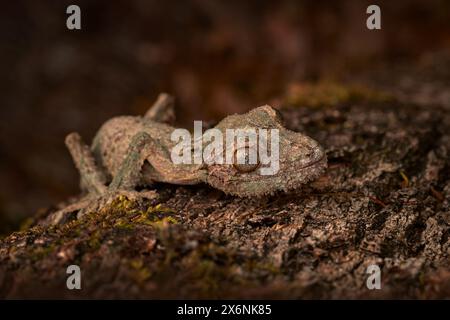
[49, 93, 326, 224]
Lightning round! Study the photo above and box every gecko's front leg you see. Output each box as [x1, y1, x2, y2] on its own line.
[78, 132, 160, 218]
[106, 131, 158, 201]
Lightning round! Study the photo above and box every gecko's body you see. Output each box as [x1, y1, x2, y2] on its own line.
[92, 115, 199, 184]
[50, 93, 327, 224]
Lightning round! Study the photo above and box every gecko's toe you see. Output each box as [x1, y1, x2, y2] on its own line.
[44, 198, 91, 226]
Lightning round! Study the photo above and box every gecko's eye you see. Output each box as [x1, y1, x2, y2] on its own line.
[233, 146, 260, 173]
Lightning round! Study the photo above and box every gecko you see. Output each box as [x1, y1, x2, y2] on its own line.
[48, 93, 327, 224]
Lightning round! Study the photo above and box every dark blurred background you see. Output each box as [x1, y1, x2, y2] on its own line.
[0, 0, 449, 234]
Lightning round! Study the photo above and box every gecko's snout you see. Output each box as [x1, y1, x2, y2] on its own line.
[302, 145, 326, 169]
[305, 140, 326, 164]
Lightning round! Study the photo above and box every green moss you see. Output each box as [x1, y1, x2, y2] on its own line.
[88, 230, 102, 249]
[134, 204, 178, 226]
[285, 82, 394, 108]
[247, 261, 280, 275]
[81, 196, 179, 233]
[114, 218, 135, 230]
[30, 245, 55, 261]
[150, 216, 178, 229]
[110, 195, 135, 211]
[19, 218, 35, 231]
[418, 271, 425, 285]
[129, 258, 152, 283]
[147, 203, 174, 215]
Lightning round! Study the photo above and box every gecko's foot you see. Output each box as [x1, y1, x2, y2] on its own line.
[46, 190, 158, 226]
[44, 196, 92, 226]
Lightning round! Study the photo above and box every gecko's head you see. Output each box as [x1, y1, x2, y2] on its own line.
[204, 105, 327, 197]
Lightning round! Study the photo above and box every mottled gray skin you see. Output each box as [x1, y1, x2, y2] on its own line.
[49, 93, 326, 224]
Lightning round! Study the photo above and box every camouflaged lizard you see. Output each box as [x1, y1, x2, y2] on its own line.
[49, 93, 327, 224]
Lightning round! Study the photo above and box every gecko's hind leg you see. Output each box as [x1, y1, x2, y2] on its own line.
[109, 132, 152, 192]
[144, 92, 176, 125]
[65, 132, 108, 195]
[47, 133, 109, 225]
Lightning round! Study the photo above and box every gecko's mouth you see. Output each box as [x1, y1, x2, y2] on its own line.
[207, 153, 327, 197]
[297, 154, 326, 170]
[253, 155, 327, 196]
